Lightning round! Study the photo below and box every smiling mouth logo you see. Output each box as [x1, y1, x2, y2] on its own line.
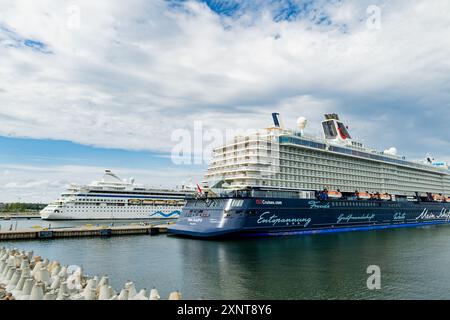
[149, 211, 181, 218]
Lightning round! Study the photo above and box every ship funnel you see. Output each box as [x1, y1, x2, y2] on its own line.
[321, 114, 352, 143]
[272, 113, 283, 128]
[272, 113, 280, 127]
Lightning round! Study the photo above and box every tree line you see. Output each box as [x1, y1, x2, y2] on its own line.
[0, 203, 47, 212]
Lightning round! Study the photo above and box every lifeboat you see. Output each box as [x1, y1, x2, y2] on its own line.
[374, 193, 392, 201]
[432, 194, 445, 202]
[356, 191, 372, 200]
[327, 190, 342, 199]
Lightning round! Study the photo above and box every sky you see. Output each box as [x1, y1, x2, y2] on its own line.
[0, 0, 450, 202]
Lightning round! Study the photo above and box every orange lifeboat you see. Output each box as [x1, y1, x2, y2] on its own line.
[356, 191, 372, 200]
[377, 193, 392, 201]
[432, 194, 445, 202]
[327, 190, 342, 199]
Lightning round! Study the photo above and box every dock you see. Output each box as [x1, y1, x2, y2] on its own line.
[0, 224, 168, 241]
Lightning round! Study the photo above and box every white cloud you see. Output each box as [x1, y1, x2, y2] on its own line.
[0, 0, 449, 176]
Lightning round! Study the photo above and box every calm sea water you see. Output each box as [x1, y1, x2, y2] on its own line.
[2, 218, 450, 299]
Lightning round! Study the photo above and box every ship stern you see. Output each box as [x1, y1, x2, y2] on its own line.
[167, 198, 247, 238]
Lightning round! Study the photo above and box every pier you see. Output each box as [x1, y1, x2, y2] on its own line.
[0, 224, 168, 241]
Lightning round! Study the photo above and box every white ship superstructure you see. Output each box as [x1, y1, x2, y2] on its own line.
[205, 113, 450, 197]
[40, 170, 194, 220]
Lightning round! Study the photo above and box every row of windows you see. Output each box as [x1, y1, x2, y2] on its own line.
[76, 198, 126, 202]
[278, 149, 446, 185]
[329, 201, 401, 208]
[234, 179, 448, 196]
[65, 210, 149, 213]
[279, 136, 443, 174]
[64, 206, 172, 210]
[275, 173, 443, 189]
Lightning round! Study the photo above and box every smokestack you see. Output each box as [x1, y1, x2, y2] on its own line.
[272, 113, 282, 128]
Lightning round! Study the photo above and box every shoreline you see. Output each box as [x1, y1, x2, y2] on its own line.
[0, 213, 40, 220]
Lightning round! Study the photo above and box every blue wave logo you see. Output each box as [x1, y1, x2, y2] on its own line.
[149, 211, 181, 218]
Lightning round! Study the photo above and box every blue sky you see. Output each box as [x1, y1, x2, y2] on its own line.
[1, 0, 450, 202]
[0, 136, 169, 168]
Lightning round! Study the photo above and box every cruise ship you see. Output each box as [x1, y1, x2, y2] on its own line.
[168, 113, 450, 238]
[40, 170, 195, 220]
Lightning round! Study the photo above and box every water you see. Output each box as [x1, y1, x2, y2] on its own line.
[2, 220, 450, 299]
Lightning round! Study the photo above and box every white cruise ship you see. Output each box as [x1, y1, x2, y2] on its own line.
[40, 170, 195, 220]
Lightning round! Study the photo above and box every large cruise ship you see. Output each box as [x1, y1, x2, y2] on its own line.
[40, 170, 195, 220]
[168, 113, 450, 238]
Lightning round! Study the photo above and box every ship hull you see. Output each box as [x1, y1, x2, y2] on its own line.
[168, 197, 450, 238]
[40, 207, 181, 220]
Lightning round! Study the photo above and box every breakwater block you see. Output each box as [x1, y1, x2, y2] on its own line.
[0, 246, 181, 300]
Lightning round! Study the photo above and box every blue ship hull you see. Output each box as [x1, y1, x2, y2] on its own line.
[167, 197, 450, 238]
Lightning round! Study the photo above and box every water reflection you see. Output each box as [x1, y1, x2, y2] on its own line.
[175, 226, 450, 299]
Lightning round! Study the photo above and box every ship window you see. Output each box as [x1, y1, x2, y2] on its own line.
[231, 199, 244, 207]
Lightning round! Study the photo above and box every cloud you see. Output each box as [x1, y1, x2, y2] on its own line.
[0, 0, 449, 160]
